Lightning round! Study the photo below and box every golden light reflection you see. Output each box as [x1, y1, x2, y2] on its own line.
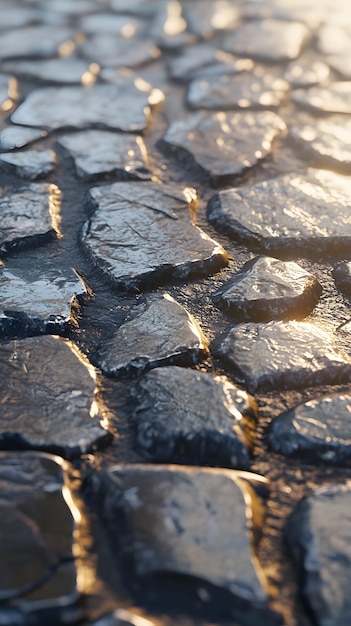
[211, 1, 240, 29]
[164, 0, 187, 36]
[121, 23, 136, 38]
[58, 39, 76, 57]
[48, 183, 62, 236]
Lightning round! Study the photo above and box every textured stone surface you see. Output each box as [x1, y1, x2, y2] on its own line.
[81, 182, 228, 291]
[0, 149, 56, 180]
[161, 111, 286, 185]
[0, 25, 75, 59]
[333, 262, 351, 297]
[131, 366, 258, 468]
[223, 19, 309, 62]
[269, 393, 351, 465]
[81, 35, 160, 69]
[167, 45, 253, 82]
[0, 452, 78, 614]
[286, 486, 351, 625]
[207, 170, 351, 257]
[11, 81, 164, 132]
[215, 321, 351, 393]
[57, 130, 151, 181]
[2, 58, 99, 85]
[96, 294, 208, 377]
[0, 126, 47, 151]
[93, 610, 155, 626]
[292, 82, 351, 114]
[283, 59, 330, 88]
[290, 118, 351, 172]
[211, 256, 322, 322]
[0, 183, 60, 257]
[90, 465, 270, 615]
[0, 336, 110, 458]
[187, 71, 288, 110]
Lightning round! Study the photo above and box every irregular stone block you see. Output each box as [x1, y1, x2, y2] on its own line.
[161, 111, 286, 185]
[183, 0, 241, 38]
[207, 169, 351, 257]
[78, 13, 145, 35]
[0, 149, 56, 180]
[0, 25, 75, 59]
[215, 321, 351, 393]
[292, 82, 351, 115]
[0, 182, 61, 257]
[290, 118, 351, 173]
[0, 336, 110, 459]
[96, 295, 208, 376]
[167, 45, 253, 82]
[0, 126, 47, 151]
[269, 393, 351, 465]
[57, 130, 152, 181]
[286, 486, 351, 625]
[80, 182, 228, 291]
[211, 256, 322, 322]
[333, 261, 351, 297]
[80, 34, 160, 69]
[2, 58, 99, 85]
[131, 366, 258, 468]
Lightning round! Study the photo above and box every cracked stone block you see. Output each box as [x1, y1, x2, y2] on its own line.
[0, 182, 61, 257]
[0, 335, 110, 459]
[93, 609, 155, 626]
[290, 118, 351, 173]
[332, 262, 351, 297]
[183, 0, 241, 38]
[11, 80, 164, 132]
[0, 25, 75, 59]
[211, 256, 322, 322]
[269, 393, 351, 466]
[215, 321, 351, 393]
[0, 126, 47, 151]
[286, 486, 351, 625]
[222, 19, 309, 62]
[207, 169, 351, 257]
[81, 34, 160, 69]
[81, 182, 228, 291]
[131, 365, 258, 469]
[2, 58, 100, 85]
[161, 111, 286, 186]
[89, 464, 272, 620]
[96, 294, 208, 377]
[0, 74, 18, 111]
[0, 149, 56, 180]
[283, 59, 330, 88]
[0, 451, 80, 620]
[292, 82, 351, 115]
[57, 130, 152, 181]
[0, 264, 90, 335]
[187, 71, 288, 110]
[167, 45, 253, 82]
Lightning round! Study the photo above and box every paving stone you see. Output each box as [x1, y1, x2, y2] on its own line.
[57, 130, 152, 181]
[93, 609, 155, 626]
[131, 366, 258, 468]
[0, 451, 79, 617]
[0, 5, 41, 30]
[0, 149, 56, 180]
[11, 81, 164, 132]
[161, 111, 286, 186]
[269, 393, 351, 466]
[215, 321, 351, 393]
[182, 1, 241, 38]
[0, 182, 60, 257]
[0, 74, 18, 111]
[0, 25, 75, 60]
[283, 59, 330, 88]
[38, 0, 99, 15]
[0, 126, 47, 151]
[290, 118, 351, 172]
[96, 294, 208, 377]
[110, 0, 157, 17]
[80, 34, 160, 69]
[78, 13, 145, 36]
[187, 70, 288, 110]
[81, 182, 228, 291]
[222, 19, 309, 62]
[207, 169, 351, 257]
[332, 262, 351, 297]
[167, 45, 253, 82]
[211, 256, 322, 322]
[0, 336, 110, 459]
[0, 264, 89, 335]
[2, 58, 100, 85]
[286, 485, 351, 625]
[292, 82, 351, 115]
[90, 464, 271, 617]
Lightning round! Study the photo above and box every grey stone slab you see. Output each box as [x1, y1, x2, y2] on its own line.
[187, 71, 288, 110]
[161, 111, 286, 186]
[286, 486, 351, 625]
[333, 262, 351, 297]
[38, 0, 99, 15]
[0, 182, 61, 257]
[182, 1, 241, 38]
[78, 13, 145, 35]
[211, 256, 322, 322]
[215, 321, 351, 393]
[89, 464, 271, 617]
[207, 170, 351, 257]
[0, 336, 110, 459]
[292, 82, 351, 115]
[269, 393, 351, 466]
[81, 182, 228, 291]
[11, 81, 164, 132]
[0, 25, 75, 60]
[131, 366, 258, 469]
[0, 149, 56, 180]
[0, 74, 18, 110]
[0, 5, 41, 30]
[0, 126, 47, 151]
[283, 59, 330, 88]
[290, 118, 351, 172]
[110, 0, 157, 17]
[167, 45, 253, 82]
[96, 294, 208, 376]
[80, 34, 160, 69]
[223, 19, 309, 62]
[2, 58, 99, 85]
[0, 452, 79, 614]
[0, 264, 89, 335]
[57, 130, 152, 181]
[93, 610, 155, 626]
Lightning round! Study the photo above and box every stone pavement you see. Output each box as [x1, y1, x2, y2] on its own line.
[0, 1, 351, 625]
